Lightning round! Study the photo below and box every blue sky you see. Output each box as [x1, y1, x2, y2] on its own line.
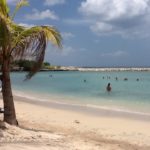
[7, 0, 150, 67]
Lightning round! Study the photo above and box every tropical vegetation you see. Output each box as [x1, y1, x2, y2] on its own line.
[5, 60, 60, 71]
[0, 0, 62, 125]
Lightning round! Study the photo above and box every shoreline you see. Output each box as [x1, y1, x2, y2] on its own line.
[11, 94, 150, 122]
[1, 95, 150, 149]
[11, 67, 150, 72]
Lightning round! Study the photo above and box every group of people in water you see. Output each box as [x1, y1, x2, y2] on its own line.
[83, 78, 112, 92]
[105, 76, 140, 92]
[103, 76, 140, 81]
[83, 76, 141, 93]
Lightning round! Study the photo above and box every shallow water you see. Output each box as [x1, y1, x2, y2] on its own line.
[11, 71, 150, 115]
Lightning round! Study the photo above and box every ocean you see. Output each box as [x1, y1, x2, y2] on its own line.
[10, 71, 150, 118]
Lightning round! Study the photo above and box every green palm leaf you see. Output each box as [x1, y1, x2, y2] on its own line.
[11, 0, 29, 20]
[11, 25, 62, 79]
[0, 18, 10, 54]
[0, 0, 62, 125]
[0, 0, 9, 17]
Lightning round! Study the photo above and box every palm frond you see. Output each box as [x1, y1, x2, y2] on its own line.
[11, 0, 29, 20]
[11, 25, 62, 79]
[0, 0, 9, 17]
[10, 24, 26, 47]
[23, 31, 46, 79]
[0, 0, 12, 27]
[0, 17, 10, 54]
[0, 2, 14, 33]
[41, 26, 62, 48]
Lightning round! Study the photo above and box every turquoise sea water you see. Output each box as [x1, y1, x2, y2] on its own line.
[11, 71, 150, 116]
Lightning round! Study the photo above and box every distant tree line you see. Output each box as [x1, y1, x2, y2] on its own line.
[0, 60, 60, 71]
[13, 60, 51, 71]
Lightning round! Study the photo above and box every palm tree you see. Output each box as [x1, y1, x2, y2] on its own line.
[0, 0, 62, 125]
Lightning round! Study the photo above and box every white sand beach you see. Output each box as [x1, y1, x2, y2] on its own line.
[0, 96, 150, 150]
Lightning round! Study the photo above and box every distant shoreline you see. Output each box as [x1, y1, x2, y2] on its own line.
[40, 67, 150, 72]
[9, 66, 150, 72]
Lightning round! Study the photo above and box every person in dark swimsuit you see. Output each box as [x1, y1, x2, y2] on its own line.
[106, 83, 112, 92]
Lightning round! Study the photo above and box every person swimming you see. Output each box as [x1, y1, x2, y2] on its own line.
[106, 83, 112, 92]
[83, 79, 86, 82]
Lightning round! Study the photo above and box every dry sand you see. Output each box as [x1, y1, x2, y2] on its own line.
[0, 97, 150, 150]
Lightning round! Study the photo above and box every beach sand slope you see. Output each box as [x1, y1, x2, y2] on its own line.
[0, 98, 150, 150]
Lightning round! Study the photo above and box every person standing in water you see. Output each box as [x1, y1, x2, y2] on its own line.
[106, 83, 112, 92]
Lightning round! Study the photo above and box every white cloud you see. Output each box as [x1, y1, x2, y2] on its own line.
[101, 50, 128, 57]
[61, 45, 74, 56]
[44, 0, 65, 6]
[48, 44, 74, 56]
[64, 18, 92, 25]
[90, 22, 113, 33]
[79, 0, 148, 20]
[19, 23, 35, 28]
[79, 0, 150, 38]
[25, 9, 59, 20]
[61, 32, 75, 39]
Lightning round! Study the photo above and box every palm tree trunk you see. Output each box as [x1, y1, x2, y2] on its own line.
[2, 59, 18, 125]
